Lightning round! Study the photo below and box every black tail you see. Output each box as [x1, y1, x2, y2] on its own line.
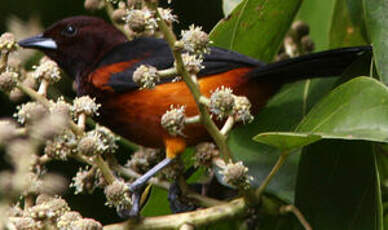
[248, 46, 372, 82]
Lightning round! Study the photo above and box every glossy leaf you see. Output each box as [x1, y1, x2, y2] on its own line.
[297, 77, 388, 141]
[254, 77, 388, 150]
[140, 187, 171, 217]
[329, 0, 368, 48]
[364, 0, 388, 84]
[210, 0, 302, 61]
[253, 132, 321, 151]
[295, 141, 383, 230]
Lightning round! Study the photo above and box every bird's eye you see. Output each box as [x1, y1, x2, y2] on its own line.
[62, 25, 77, 37]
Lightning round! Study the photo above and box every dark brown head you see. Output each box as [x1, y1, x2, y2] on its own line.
[18, 16, 128, 78]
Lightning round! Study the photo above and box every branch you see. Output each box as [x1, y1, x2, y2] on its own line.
[103, 198, 246, 230]
[280, 205, 312, 230]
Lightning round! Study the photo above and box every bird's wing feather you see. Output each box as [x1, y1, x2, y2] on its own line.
[90, 37, 262, 93]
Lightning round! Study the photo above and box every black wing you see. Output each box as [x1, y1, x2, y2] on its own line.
[96, 37, 261, 93]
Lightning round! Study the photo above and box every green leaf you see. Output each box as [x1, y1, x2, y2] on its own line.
[296, 77, 388, 141]
[376, 148, 388, 204]
[295, 141, 383, 230]
[210, 0, 302, 61]
[254, 77, 388, 150]
[140, 186, 171, 217]
[364, 0, 388, 84]
[329, 0, 368, 48]
[253, 132, 321, 151]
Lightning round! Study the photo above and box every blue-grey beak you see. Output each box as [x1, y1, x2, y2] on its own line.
[18, 34, 57, 50]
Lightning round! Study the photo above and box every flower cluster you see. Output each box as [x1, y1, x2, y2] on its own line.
[161, 105, 186, 136]
[6, 194, 102, 230]
[32, 57, 61, 83]
[126, 147, 163, 174]
[0, 32, 18, 53]
[124, 8, 158, 34]
[208, 86, 254, 123]
[181, 25, 211, 54]
[194, 142, 219, 168]
[77, 126, 118, 157]
[133, 64, 160, 89]
[104, 180, 132, 210]
[72, 96, 101, 118]
[0, 70, 19, 93]
[220, 161, 253, 190]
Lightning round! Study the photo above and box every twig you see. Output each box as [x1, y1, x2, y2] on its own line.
[103, 198, 246, 230]
[94, 155, 116, 184]
[158, 67, 178, 78]
[220, 116, 235, 136]
[255, 151, 289, 201]
[179, 224, 194, 230]
[23, 194, 35, 209]
[184, 115, 201, 124]
[177, 175, 225, 207]
[186, 191, 226, 207]
[0, 51, 9, 72]
[280, 205, 312, 230]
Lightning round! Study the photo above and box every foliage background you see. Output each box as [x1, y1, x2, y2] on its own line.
[1, 0, 388, 229]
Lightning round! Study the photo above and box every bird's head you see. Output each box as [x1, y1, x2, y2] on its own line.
[18, 16, 128, 78]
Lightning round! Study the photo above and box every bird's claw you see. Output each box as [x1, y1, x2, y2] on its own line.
[117, 187, 143, 219]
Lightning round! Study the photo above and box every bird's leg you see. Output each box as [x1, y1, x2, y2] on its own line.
[128, 157, 174, 192]
[123, 137, 187, 217]
[119, 157, 174, 218]
[117, 189, 143, 218]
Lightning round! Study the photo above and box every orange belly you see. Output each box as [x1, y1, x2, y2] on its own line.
[98, 67, 277, 148]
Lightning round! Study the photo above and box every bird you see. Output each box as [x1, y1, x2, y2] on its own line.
[18, 16, 371, 216]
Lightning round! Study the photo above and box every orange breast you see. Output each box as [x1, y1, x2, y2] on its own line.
[97, 67, 277, 148]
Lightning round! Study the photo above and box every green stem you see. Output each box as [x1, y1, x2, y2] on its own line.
[177, 175, 225, 207]
[186, 192, 226, 207]
[280, 205, 312, 230]
[158, 67, 178, 78]
[255, 151, 289, 201]
[95, 155, 116, 184]
[220, 116, 235, 136]
[184, 115, 201, 124]
[0, 51, 9, 73]
[145, 1, 231, 160]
